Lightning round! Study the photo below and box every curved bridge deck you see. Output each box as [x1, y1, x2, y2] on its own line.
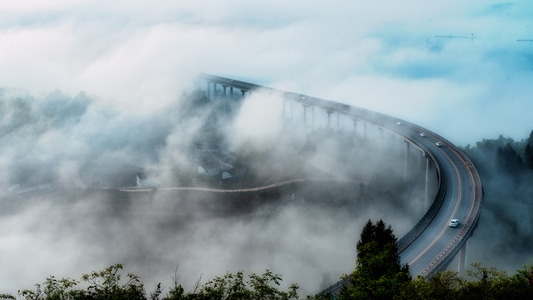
[199, 74, 483, 292]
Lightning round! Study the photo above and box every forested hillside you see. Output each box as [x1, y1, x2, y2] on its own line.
[461, 130, 533, 272]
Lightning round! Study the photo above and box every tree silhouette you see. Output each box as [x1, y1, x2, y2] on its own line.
[340, 219, 410, 299]
[525, 130, 533, 170]
[497, 144, 523, 173]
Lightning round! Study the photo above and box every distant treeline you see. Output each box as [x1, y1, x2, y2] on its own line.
[462, 130, 533, 174]
[460, 130, 533, 274]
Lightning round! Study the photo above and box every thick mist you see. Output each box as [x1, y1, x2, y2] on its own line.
[0, 86, 431, 295]
[456, 136, 533, 275]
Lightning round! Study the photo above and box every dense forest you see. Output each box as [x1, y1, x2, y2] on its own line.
[460, 130, 533, 272]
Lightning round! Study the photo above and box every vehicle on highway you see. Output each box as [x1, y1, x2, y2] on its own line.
[396, 121, 402, 126]
[419, 132, 425, 137]
[449, 219, 459, 227]
[435, 141, 443, 147]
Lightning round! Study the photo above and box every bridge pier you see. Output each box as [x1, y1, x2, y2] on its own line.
[302, 104, 315, 129]
[352, 118, 358, 137]
[206, 81, 210, 99]
[457, 240, 467, 275]
[424, 153, 430, 209]
[283, 100, 293, 123]
[403, 140, 410, 183]
[303, 104, 310, 129]
[206, 81, 229, 100]
[221, 85, 229, 112]
[310, 106, 315, 130]
[378, 127, 384, 150]
[326, 110, 333, 128]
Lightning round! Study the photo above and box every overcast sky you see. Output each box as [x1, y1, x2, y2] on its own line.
[1, 0, 532, 145]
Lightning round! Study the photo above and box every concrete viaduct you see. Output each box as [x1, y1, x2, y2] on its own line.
[199, 74, 483, 293]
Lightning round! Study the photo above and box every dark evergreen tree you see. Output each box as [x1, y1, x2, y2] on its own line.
[525, 144, 533, 170]
[497, 144, 523, 173]
[340, 219, 410, 300]
[525, 130, 533, 170]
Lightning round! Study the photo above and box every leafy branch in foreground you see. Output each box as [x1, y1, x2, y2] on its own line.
[12, 264, 299, 300]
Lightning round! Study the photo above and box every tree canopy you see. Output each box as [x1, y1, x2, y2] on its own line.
[9, 264, 299, 300]
[339, 219, 411, 300]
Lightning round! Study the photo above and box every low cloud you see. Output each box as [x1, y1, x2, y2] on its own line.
[0, 86, 430, 295]
[1, 0, 532, 295]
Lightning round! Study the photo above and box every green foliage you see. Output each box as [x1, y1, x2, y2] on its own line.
[196, 271, 249, 299]
[13, 265, 298, 300]
[17, 264, 145, 300]
[393, 276, 432, 300]
[18, 276, 82, 300]
[393, 263, 533, 300]
[7, 261, 533, 299]
[81, 264, 145, 299]
[340, 219, 410, 300]
[460, 132, 533, 268]
[426, 271, 463, 300]
[195, 270, 299, 300]
[459, 262, 533, 300]
[497, 144, 523, 173]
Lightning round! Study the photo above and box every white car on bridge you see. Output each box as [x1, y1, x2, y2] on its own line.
[449, 219, 459, 228]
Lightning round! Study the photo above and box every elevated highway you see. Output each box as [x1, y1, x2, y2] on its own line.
[199, 74, 483, 289]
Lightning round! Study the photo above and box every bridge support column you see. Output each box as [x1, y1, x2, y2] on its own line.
[220, 85, 229, 112]
[352, 118, 358, 137]
[326, 110, 333, 128]
[364, 121, 367, 139]
[336, 113, 340, 131]
[312, 107, 315, 129]
[303, 104, 310, 129]
[457, 241, 467, 274]
[403, 140, 410, 182]
[378, 127, 384, 150]
[424, 154, 429, 208]
[212, 82, 218, 99]
[283, 100, 292, 123]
